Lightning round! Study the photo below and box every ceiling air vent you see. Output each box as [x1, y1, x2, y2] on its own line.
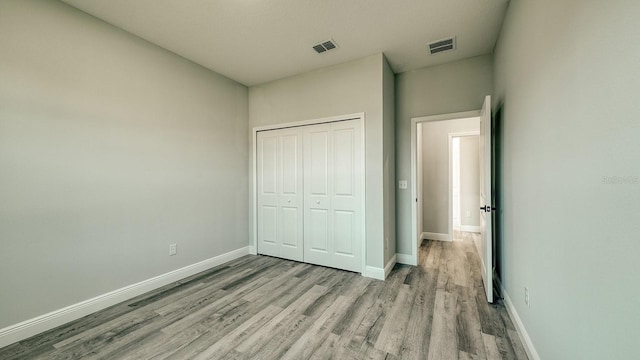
[428, 37, 456, 55]
[312, 39, 339, 54]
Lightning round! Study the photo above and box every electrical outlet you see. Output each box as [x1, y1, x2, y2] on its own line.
[399, 180, 408, 189]
[169, 244, 177, 256]
[524, 287, 530, 308]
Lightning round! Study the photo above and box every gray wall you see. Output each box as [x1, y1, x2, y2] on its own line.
[459, 136, 480, 227]
[382, 57, 396, 265]
[421, 118, 478, 235]
[249, 54, 388, 268]
[494, 0, 640, 358]
[0, 0, 248, 329]
[396, 55, 493, 255]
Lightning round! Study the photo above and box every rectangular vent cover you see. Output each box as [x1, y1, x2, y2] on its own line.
[313, 39, 338, 54]
[428, 37, 456, 55]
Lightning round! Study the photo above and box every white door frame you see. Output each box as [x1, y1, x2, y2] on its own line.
[251, 112, 366, 275]
[448, 131, 480, 238]
[410, 110, 480, 266]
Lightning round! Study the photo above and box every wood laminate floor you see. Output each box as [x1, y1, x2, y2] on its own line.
[0, 233, 528, 359]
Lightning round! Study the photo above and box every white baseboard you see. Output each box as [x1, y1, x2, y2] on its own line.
[421, 231, 451, 242]
[396, 253, 417, 266]
[0, 246, 251, 349]
[384, 255, 396, 278]
[363, 266, 384, 280]
[364, 254, 397, 280]
[459, 225, 481, 233]
[497, 279, 541, 360]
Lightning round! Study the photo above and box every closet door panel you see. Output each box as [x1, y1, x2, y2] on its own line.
[304, 124, 333, 266]
[329, 120, 362, 272]
[333, 128, 355, 197]
[308, 209, 329, 252]
[280, 207, 298, 247]
[260, 206, 278, 244]
[281, 133, 300, 194]
[257, 132, 280, 257]
[308, 130, 329, 196]
[303, 120, 362, 272]
[278, 128, 304, 261]
[333, 210, 355, 255]
[257, 128, 303, 261]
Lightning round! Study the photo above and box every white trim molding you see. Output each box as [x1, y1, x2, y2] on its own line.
[421, 231, 451, 242]
[0, 246, 251, 348]
[396, 253, 417, 266]
[498, 279, 541, 360]
[363, 266, 385, 280]
[384, 255, 397, 278]
[364, 254, 396, 281]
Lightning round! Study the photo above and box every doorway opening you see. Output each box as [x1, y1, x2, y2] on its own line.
[451, 133, 481, 245]
[450, 132, 484, 274]
[410, 95, 493, 302]
[415, 118, 480, 244]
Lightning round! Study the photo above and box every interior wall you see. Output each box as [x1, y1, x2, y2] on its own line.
[494, 0, 640, 358]
[395, 55, 493, 255]
[421, 119, 479, 236]
[249, 54, 387, 269]
[459, 136, 480, 228]
[0, 0, 249, 329]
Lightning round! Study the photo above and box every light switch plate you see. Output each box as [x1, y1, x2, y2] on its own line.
[399, 180, 408, 189]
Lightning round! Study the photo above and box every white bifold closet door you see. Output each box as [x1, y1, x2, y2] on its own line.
[256, 127, 304, 262]
[256, 119, 362, 273]
[303, 120, 362, 272]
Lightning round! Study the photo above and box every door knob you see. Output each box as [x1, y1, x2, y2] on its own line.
[316, 201, 320, 205]
[287, 200, 291, 203]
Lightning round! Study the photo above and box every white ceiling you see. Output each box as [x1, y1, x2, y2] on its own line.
[61, 0, 509, 87]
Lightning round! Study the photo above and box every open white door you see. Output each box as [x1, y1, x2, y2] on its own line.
[479, 95, 494, 303]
